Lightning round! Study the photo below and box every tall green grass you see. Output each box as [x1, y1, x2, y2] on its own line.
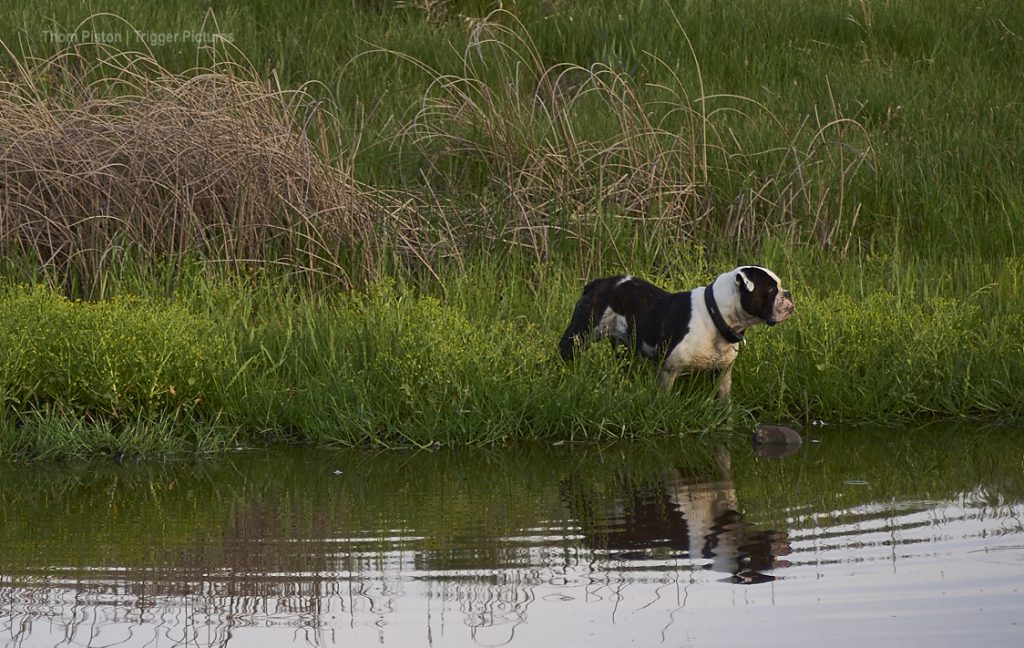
[1, 0, 1020, 273]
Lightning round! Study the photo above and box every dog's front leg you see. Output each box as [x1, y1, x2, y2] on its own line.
[715, 366, 733, 402]
[657, 365, 679, 391]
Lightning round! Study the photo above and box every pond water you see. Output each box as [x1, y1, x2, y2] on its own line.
[1, 425, 1022, 648]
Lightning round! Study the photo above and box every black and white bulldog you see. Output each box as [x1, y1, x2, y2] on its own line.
[558, 266, 794, 400]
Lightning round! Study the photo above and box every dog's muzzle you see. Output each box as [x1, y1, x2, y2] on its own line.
[767, 291, 795, 326]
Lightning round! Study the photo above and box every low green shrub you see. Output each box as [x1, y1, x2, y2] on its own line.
[0, 285, 228, 419]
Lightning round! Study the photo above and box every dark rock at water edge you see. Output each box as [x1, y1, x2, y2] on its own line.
[752, 425, 802, 458]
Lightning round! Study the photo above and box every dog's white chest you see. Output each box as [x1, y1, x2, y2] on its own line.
[663, 317, 740, 373]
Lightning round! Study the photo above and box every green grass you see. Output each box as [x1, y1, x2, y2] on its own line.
[0, 1, 1022, 460]
[0, 271, 733, 460]
[1, 252, 1021, 462]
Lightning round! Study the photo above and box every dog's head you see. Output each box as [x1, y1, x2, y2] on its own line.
[733, 266, 795, 326]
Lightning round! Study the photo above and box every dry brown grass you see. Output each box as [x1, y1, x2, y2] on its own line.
[388, 16, 707, 263]
[0, 38, 381, 293]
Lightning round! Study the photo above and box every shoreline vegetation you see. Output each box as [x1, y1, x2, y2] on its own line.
[0, 1, 1021, 460]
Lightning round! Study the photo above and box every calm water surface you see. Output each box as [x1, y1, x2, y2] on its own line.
[1, 426, 1022, 647]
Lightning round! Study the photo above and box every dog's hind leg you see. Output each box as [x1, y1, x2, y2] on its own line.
[559, 292, 598, 360]
[565, 303, 598, 358]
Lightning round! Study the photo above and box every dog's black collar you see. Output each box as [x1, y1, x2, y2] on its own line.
[704, 284, 745, 345]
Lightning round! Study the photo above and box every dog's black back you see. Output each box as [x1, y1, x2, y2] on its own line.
[558, 276, 693, 362]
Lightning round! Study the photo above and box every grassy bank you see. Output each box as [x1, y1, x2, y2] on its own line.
[2, 253, 1021, 461]
[0, 1, 1022, 460]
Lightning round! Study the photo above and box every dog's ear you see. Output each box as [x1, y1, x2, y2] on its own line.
[735, 271, 754, 293]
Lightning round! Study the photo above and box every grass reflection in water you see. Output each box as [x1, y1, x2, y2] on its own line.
[1, 425, 1022, 647]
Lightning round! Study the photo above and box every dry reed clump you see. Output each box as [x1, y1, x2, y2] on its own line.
[0, 40, 380, 293]
[392, 10, 874, 262]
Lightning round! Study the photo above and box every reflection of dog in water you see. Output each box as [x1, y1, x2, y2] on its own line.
[563, 449, 792, 584]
